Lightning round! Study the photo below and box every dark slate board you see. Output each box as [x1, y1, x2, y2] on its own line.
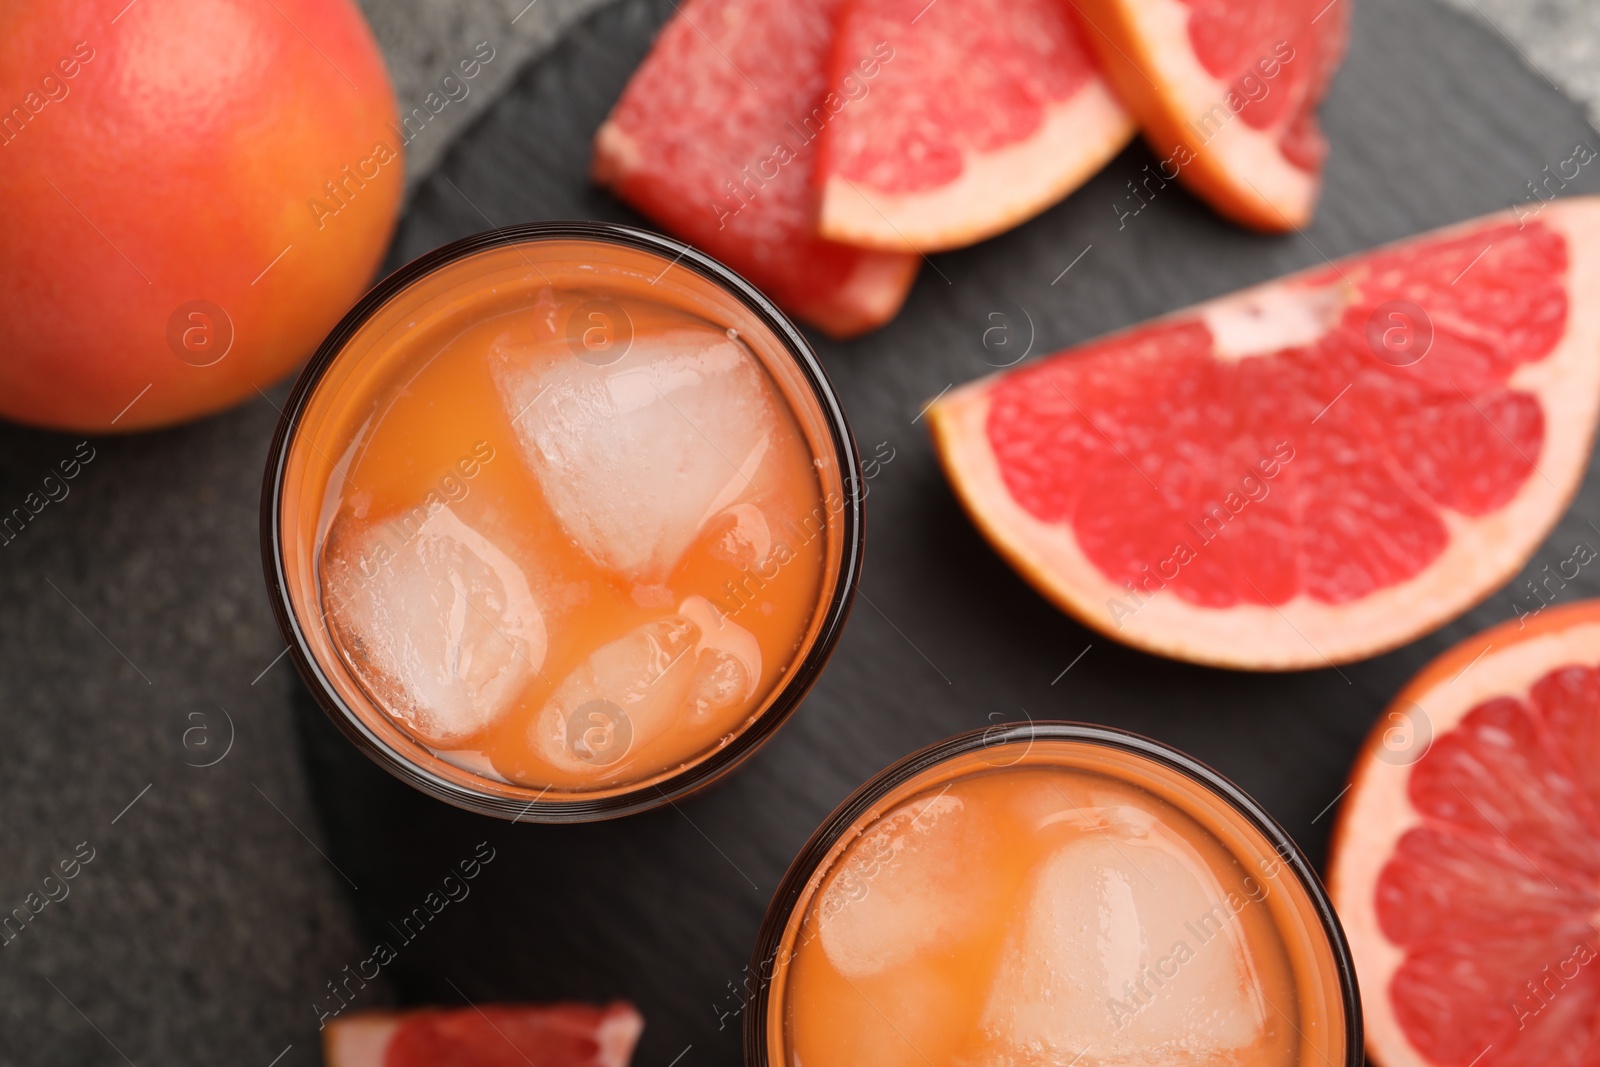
[2, 0, 1598, 1063]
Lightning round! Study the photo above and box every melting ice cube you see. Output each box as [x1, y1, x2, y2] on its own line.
[679, 596, 761, 722]
[705, 502, 773, 570]
[816, 793, 999, 977]
[532, 615, 701, 772]
[979, 822, 1269, 1064]
[322, 504, 547, 748]
[492, 323, 775, 582]
[533, 599, 764, 774]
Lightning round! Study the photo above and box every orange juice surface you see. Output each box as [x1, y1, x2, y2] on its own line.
[316, 278, 830, 793]
[774, 752, 1346, 1067]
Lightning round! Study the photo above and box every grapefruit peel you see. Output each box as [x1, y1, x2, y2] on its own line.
[1071, 0, 1349, 231]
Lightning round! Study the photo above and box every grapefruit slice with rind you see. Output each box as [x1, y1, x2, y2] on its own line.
[928, 199, 1600, 670]
[592, 0, 919, 339]
[1328, 600, 1600, 1067]
[325, 1002, 643, 1067]
[815, 0, 1136, 252]
[1071, 0, 1349, 231]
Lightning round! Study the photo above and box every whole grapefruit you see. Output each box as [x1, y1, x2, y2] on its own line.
[0, 0, 402, 432]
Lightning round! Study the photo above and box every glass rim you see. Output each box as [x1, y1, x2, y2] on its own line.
[259, 221, 865, 822]
[741, 720, 1364, 1066]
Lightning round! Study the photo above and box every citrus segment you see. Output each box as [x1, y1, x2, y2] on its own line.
[816, 0, 1135, 252]
[928, 200, 1600, 669]
[1329, 601, 1600, 1067]
[592, 0, 919, 338]
[324, 1002, 644, 1067]
[1071, 0, 1349, 230]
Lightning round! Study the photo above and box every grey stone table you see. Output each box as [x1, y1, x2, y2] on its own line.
[2, 0, 1599, 1064]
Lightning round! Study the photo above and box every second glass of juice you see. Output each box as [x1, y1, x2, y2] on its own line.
[749, 723, 1362, 1067]
[264, 224, 862, 820]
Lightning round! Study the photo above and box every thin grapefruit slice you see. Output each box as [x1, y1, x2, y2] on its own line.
[592, 0, 919, 338]
[815, 0, 1136, 252]
[1071, 0, 1349, 230]
[324, 1002, 643, 1067]
[928, 199, 1600, 669]
[1328, 600, 1600, 1067]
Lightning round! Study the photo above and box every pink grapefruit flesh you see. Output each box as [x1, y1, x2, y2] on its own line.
[1329, 601, 1600, 1067]
[1071, 0, 1350, 230]
[816, 0, 1136, 252]
[592, 0, 919, 339]
[324, 1002, 643, 1067]
[928, 199, 1600, 669]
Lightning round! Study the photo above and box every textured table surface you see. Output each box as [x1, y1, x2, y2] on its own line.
[1436, 0, 1600, 131]
[356, 0, 615, 191]
[2, 0, 1599, 1064]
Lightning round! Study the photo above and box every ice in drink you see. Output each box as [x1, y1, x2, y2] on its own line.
[760, 734, 1355, 1067]
[268, 229, 858, 813]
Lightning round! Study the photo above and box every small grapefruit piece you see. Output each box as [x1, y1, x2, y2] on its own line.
[1328, 601, 1600, 1067]
[928, 200, 1600, 669]
[324, 1002, 643, 1067]
[1071, 0, 1349, 230]
[592, 0, 919, 339]
[815, 0, 1135, 252]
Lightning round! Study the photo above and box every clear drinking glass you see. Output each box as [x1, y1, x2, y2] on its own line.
[262, 223, 863, 821]
[746, 721, 1362, 1067]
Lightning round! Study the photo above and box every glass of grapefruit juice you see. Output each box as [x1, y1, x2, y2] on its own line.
[749, 723, 1361, 1067]
[264, 224, 862, 820]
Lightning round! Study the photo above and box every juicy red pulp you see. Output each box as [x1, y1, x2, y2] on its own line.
[384, 1004, 627, 1067]
[600, 0, 908, 321]
[986, 221, 1566, 609]
[1179, 0, 1349, 171]
[824, 0, 1099, 194]
[1376, 663, 1600, 1067]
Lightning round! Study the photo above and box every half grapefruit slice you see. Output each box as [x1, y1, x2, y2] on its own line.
[928, 199, 1600, 669]
[1071, 0, 1349, 230]
[325, 1002, 643, 1067]
[1329, 601, 1600, 1067]
[815, 0, 1136, 252]
[592, 0, 920, 338]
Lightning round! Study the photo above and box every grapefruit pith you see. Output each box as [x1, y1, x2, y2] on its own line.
[1329, 600, 1600, 1067]
[1071, 0, 1349, 231]
[324, 1002, 643, 1067]
[928, 199, 1600, 670]
[815, 0, 1135, 253]
[592, 0, 919, 339]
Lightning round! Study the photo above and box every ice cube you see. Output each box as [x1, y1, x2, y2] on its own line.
[322, 504, 547, 748]
[679, 595, 761, 721]
[532, 615, 701, 772]
[436, 747, 513, 784]
[816, 792, 1000, 977]
[706, 502, 773, 569]
[492, 324, 776, 582]
[980, 822, 1269, 1065]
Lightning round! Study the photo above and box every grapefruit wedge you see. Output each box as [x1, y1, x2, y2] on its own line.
[324, 1002, 643, 1067]
[1071, 0, 1349, 230]
[928, 200, 1600, 670]
[815, 0, 1136, 252]
[592, 0, 919, 339]
[1329, 601, 1600, 1067]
